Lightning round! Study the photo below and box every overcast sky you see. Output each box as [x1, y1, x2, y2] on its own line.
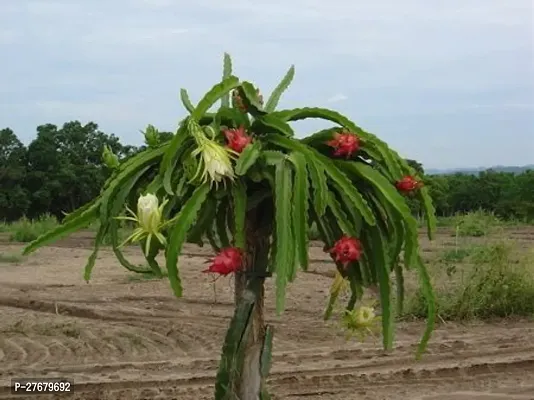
[1, 0, 533, 169]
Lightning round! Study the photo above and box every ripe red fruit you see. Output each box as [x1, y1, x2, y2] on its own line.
[395, 176, 423, 193]
[203, 247, 243, 276]
[223, 126, 253, 153]
[328, 235, 363, 265]
[326, 132, 361, 158]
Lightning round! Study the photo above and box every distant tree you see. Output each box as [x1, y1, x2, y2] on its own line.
[0, 128, 30, 220]
[513, 170, 534, 221]
[1, 123, 532, 223]
[406, 158, 424, 175]
[25, 121, 130, 218]
[424, 175, 451, 216]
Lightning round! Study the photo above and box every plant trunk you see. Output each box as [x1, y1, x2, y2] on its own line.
[214, 203, 273, 400]
[235, 205, 272, 400]
[233, 273, 265, 399]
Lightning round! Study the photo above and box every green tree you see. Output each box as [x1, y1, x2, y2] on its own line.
[403, 159, 425, 217]
[25, 121, 130, 218]
[23, 54, 438, 399]
[406, 158, 424, 175]
[421, 169, 534, 220]
[0, 128, 30, 221]
[512, 170, 534, 221]
[424, 175, 451, 216]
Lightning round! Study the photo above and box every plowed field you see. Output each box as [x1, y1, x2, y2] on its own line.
[0, 228, 533, 399]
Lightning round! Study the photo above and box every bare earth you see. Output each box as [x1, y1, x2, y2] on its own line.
[0, 228, 533, 400]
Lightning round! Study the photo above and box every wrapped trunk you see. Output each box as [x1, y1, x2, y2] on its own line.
[214, 204, 274, 400]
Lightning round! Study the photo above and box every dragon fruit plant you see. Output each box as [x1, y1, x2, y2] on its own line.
[22, 53, 437, 400]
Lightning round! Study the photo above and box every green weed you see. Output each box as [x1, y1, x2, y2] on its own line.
[405, 240, 534, 320]
[453, 210, 502, 237]
[8, 214, 59, 242]
[0, 252, 23, 263]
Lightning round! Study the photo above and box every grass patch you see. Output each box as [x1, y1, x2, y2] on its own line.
[439, 247, 472, 263]
[0, 252, 23, 264]
[7, 214, 59, 242]
[419, 210, 531, 234]
[405, 240, 534, 320]
[453, 210, 503, 237]
[2, 216, 135, 246]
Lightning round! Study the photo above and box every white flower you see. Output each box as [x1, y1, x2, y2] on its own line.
[137, 193, 161, 233]
[203, 145, 234, 183]
[354, 306, 376, 325]
[116, 193, 168, 255]
[186, 118, 237, 187]
[342, 304, 381, 341]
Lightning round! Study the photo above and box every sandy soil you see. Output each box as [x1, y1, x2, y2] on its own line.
[0, 228, 533, 400]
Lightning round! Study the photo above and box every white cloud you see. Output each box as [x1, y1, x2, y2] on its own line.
[327, 94, 348, 103]
[0, 29, 19, 44]
[464, 103, 534, 110]
[34, 100, 143, 122]
[24, 1, 85, 16]
[0, 0, 532, 167]
[135, 0, 174, 8]
[80, 27, 190, 47]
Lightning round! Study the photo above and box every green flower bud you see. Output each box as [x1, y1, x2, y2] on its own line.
[144, 124, 160, 147]
[102, 145, 120, 169]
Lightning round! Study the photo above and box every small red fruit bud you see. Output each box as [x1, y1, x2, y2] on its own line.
[256, 88, 264, 106]
[328, 235, 363, 265]
[395, 176, 423, 193]
[232, 89, 263, 111]
[326, 132, 361, 158]
[203, 247, 243, 276]
[223, 126, 253, 153]
[232, 90, 247, 112]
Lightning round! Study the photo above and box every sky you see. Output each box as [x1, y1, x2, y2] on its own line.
[1, 0, 533, 170]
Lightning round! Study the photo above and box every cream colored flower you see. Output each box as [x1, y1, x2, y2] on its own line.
[342, 304, 381, 341]
[116, 193, 168, 255]
[137, 193, 161, 232]
[199, 141, 235, 183]
[354, 306, 376, 325]
[188, 118, 237, 187]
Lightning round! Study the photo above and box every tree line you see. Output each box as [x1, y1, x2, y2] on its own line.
[1, 121, 533, 222]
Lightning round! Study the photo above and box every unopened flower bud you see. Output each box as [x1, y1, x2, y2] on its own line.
[102, 145, 120, 169]
[137, 193, 162, 233]
[144, 124, 160, 147]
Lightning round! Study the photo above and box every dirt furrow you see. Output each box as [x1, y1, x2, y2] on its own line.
[0, 350, 532, 399]
[1, 232, 533, 399]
